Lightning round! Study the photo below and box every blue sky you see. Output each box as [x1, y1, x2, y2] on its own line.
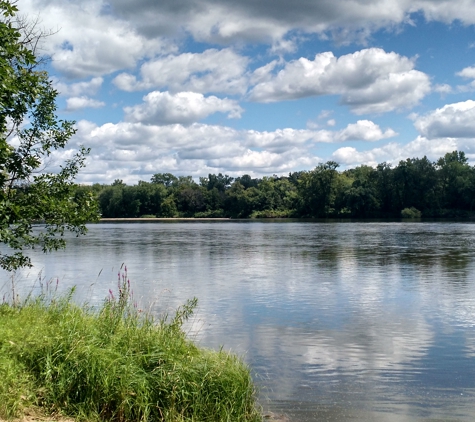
[18, 0, 475, 184]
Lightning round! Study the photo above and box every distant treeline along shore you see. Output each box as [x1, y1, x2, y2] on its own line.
[76, 151, 475, 219]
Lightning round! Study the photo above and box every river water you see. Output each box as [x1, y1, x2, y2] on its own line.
[2, 221, 475, 421]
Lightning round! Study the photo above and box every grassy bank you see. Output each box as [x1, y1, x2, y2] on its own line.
[0, 273, 261, 422]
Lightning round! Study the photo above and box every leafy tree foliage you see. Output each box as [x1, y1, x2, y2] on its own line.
[342, 165, 380, 217]
[298, 161, 340, 217]
[0, 1, 98, 270]
[150, 172, 177, 187]
[436, 151, 474, 211]
[90, 150, 475, 221]
[200, 173, 234, 192]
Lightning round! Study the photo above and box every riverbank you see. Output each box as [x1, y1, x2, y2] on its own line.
[100, 217, 231, 221]
[0, 273, 261, 422]
[0, 413, 288, 422]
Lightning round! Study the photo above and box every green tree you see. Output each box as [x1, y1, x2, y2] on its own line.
[98, 184, 143, 218]
[176, 185, 206, 216]
[375, 162, 395, 215]
[158, 195, 178, 217]
[298, 161, 340, 217]
[234, 174, 260, 189]
[436, 151, 474, 212]
[0, 1, 98, 270]
[225, 182, 260, 218]
[343, 165, 380, 217]
[393, 157, 438, 213]
[150, 172, 177, 187]
[202, 187, 225, 214]
[135, 181, 167, 216]
[274, 177, 298, 212]
[200, 173, 234, 192]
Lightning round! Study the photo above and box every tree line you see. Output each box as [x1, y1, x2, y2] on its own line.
[78, 151, 475, 219]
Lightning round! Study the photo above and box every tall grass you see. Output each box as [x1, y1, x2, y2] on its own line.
[0, 270, 261, 421]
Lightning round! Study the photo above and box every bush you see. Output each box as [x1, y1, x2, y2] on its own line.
[250, 209, 296, 218]
[193, 209, 225, 218]
[401, 207, 422, 219]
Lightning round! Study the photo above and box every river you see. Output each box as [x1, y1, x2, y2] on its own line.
[2, 221, 475, 421]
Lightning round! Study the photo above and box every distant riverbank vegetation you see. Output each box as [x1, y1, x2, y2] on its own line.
[0, 271, 261, 421]
[79, 151, 475, 219]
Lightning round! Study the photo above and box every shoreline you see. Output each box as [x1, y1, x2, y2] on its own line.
[100, 217, 232, 221]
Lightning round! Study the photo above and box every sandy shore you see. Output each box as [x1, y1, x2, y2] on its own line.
[100, 218, 232, 221]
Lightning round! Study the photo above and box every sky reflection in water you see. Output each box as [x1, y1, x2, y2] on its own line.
[2, 221, 475, 421]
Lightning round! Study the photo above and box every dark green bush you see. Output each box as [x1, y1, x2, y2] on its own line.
[401, 207, 422, 218]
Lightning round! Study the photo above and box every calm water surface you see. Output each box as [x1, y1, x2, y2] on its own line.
[2, 221, 475, 422]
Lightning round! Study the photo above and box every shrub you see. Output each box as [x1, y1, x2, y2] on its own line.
[250, 209, 296, 218]
[193, 209, 225, 218]
[401, 207, 422, 219]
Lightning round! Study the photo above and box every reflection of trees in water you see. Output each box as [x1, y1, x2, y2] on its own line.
[296, 246, 342, 271]
[440, 250, 471, 281]
[316, 247, 341, 270]
[463, 335, 475, 359]
[312, 232, 474, 287]
[298, 243, 472, 278]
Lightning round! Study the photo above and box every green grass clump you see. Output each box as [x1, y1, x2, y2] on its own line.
[0, 273, 261, 422]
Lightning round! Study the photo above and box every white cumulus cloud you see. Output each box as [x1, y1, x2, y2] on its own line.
[434, 83, 452, 94]
[414, 100, 475, 139]
[54, 77, 103, 97]
[19, 0, 174, 79]
[456, 66, 475, 90]
[248, 48, 430, 114]
[457, 66, 475, 80]
[65, 96, 105, 111]
[413, 0, 475, 25]
[336, 120, 397, 141]
[67, 121, 317, 183]
[331, 136, 462, 168]
[113, 49, 249, 95]
[107, 0, 475, 45]
[17, 0, 475, 82]
[124, 91, 244, 125]
[246, 120, 396, 150]
[66, 117, 399, 183]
